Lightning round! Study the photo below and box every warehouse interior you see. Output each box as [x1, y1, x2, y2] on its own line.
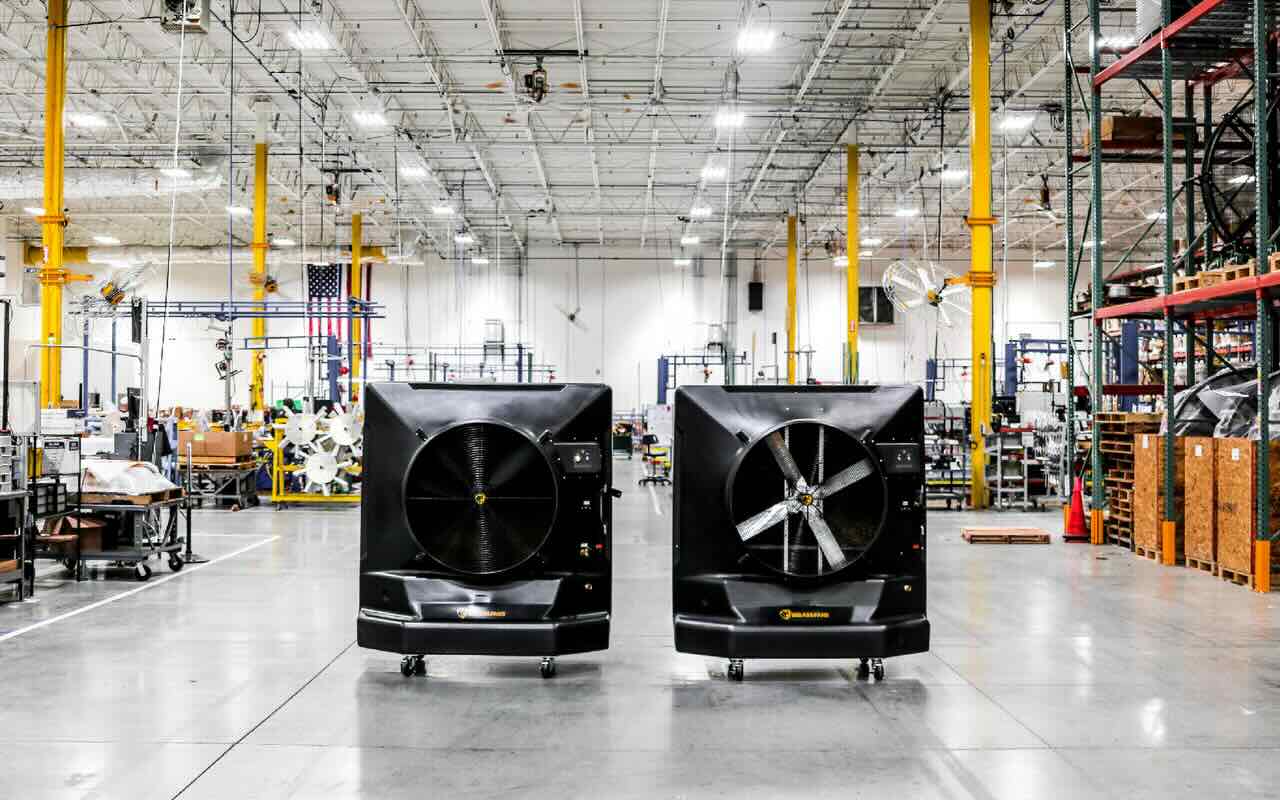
[0, 1, 1278, 798]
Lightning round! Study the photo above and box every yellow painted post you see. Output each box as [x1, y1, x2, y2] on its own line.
[350, 212, 363, 401]
[249, 106, 269, 413]
[846, 145, 860, 384]
[39, 0, 69, 408]
[1256, 540, 1273, 593]
[1090, 508, 1105, 546]
[785, 213, 798, 384]
[966, 0, 997, 508]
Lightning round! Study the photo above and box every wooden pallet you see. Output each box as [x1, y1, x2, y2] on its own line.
[1217, 565, 1252, 587]
[80, 487, 183, 506]
[1184, 556, 1216, 573]
[961, 527, 1052, 545]
[186, 457, 258, 468]
[1135, 544, 1159, 561]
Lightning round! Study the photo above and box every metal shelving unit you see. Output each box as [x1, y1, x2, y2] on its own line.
[1066, 0, 1278, 584]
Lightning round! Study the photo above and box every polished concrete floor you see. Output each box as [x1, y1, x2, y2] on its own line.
[2, 459, 1279, 799]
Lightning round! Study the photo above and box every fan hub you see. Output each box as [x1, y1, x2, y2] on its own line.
[474, 492, 488, 507]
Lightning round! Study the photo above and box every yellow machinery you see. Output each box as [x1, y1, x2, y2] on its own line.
[266, 427, 361, 506]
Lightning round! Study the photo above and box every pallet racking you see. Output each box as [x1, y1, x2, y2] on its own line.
[1065, 0, 1279, 589]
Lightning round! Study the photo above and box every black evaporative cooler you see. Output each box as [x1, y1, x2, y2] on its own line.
[673, 385, 928, 681]
[358, 383, 614, 678]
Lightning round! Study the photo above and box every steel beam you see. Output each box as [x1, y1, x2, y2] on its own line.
[846, 144, 860, 383]
[38, 0, 68, 408]
[786, 213, 798, 384]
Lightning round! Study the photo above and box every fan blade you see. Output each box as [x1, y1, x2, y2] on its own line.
[905, 296, 926, 308]
[938, 305, 953, 327]
[941, 299, 971, 315]
[488, 442, 539, 491]
[803, 508, 848, 570]
[815, 459, 874, 499]
[940, 284, 967, 298]
[765, 431, 804, 486]
[889, 273, 922, 292]
[736, 500, 791, 541]
[916, 266, 934, 292]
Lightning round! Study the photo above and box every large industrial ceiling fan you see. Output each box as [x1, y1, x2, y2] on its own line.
[881, 259, 971, 327]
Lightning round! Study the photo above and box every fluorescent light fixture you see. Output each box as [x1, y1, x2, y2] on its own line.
[226, 205, 251, 216]
[737, 28, 776, 52]
[862, 237, 883, 246]
[680, 235, 701, 246]
[471, 255, 490, 265]
[431, 204, 455, 216]
[1034, 259, 1057, 269]
[999, 114, 1035, 131]
[1083, 239, 1107, 248]
[859, 249, 873, 257]
[23, 206, 43, 216]
[93, 234, 120, 245]
[941, 168, 968, 181]
[673, 257, 692, 267]
[160, 166, 191, 179]
[401, 165, 428, 179]
[714, 108, 746, 128]
[690, 205, 712, 218]
[454, 232, 475, 245]
[833, 255, 849, 269]
[1228, 174, 1256, 185]
[1096, 34, 1134, 50]
[66, 112, 107, 128]
[701, 163, 726, 180]
[273, 237, 297, 247]
[353, 110, 388, 128]
[894, 208, 919, 218]
[1145, 209, 1167, 220]
[287, 29, 331, 50]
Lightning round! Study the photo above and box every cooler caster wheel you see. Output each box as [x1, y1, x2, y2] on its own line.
[62, 558, 77, 574]
[871, 658, 885, 681]
[857, 659, 870, 679]
[540, 657, 557, 679]
[135, 563, 152, 581]
[400, 655, 425, 677]
[168, 554, 184, 572]
[230, 504, 241, 512]
[727, 659, 744, 682]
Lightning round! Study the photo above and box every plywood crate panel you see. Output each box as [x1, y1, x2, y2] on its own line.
[1184, 437, 1217, 567]
[1133, 433, 1184, 558]
[1215, 439, 1280, 578]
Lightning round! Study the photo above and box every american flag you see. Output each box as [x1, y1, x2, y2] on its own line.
[307, 263, 344, 337]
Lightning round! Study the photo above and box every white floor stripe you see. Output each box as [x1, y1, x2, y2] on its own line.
[0, 536, 279, 643]
[648, 485, 664, 516]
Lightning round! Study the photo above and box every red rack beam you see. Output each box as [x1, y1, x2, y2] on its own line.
[1093, 0, 1229, 87]
[1095, 270, 1280, 320]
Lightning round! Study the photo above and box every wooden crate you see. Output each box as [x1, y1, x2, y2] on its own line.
[80, 487, 183, 506]
[1184, 437, 1217, 568]
[1215, 439, 1280, 580]
[1133, 433, 1184, 558]
[962, 527, 1051, 545]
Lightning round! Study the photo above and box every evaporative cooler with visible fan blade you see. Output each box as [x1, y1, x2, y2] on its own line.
[357, 383, 614, 679]
[673, 385, 928, 681]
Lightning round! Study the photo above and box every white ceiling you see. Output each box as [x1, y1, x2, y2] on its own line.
[0, 0, 1232, 267]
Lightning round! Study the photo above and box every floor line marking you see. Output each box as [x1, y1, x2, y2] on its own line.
[0, 536, 279, 644]
[648, 485, 663, 516]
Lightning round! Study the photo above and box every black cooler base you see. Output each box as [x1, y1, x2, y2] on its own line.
[674, 614, 929, 660]
[358, 611, 610, 657]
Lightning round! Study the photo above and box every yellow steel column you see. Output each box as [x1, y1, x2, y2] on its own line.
[846, 145, 860, 383]
[350, 212, 363, 401]
[786, 212, 798, 384]
[249, 106, 269, 412]
[39, 0, 69, 408]
[966, 0, 997, 508]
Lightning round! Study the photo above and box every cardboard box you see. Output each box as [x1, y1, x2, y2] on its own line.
[1083, 115, 1186, 148]
[178, 430, 253, 458]
[44, 515, 108, 552]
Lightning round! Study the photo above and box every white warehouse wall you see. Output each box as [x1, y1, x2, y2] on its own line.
[4, 241, 1068, 413]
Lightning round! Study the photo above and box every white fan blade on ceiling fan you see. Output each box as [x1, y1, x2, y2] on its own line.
[766, 431, 804, 486]
[915, 266, 934, 292]
[938, 305, 953, 327]
[940, 284, 968, 298]
[905, 296, 926, 308]
[803, 507, 848, 570]
[815, 459, 874, 499]
[736, 500, 791, 541]
[941, 299, 971, 315]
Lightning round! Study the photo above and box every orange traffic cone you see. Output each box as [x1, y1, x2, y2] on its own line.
[1064, 476, 1089, 543]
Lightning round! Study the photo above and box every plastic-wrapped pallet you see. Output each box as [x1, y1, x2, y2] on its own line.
[1163, 365, 1255, 436]
[81, 459, 177, 495]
